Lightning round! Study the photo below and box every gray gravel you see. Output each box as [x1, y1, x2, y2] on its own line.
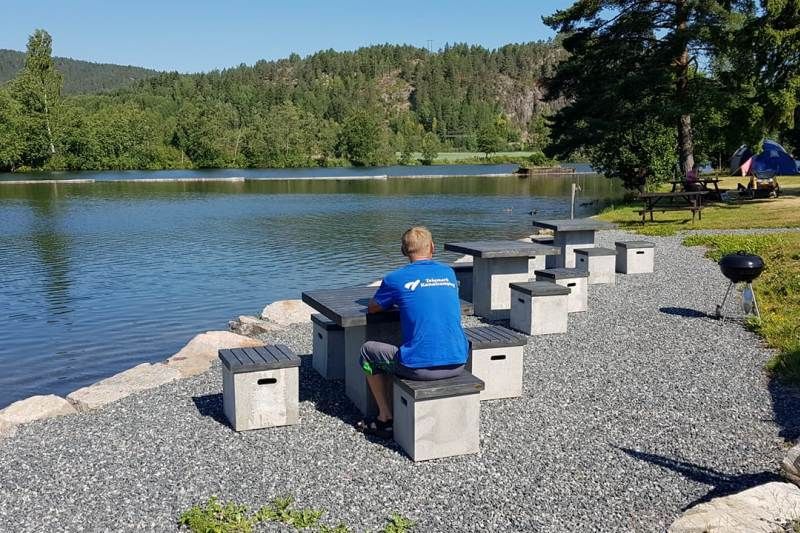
[1, 229, 799, 532]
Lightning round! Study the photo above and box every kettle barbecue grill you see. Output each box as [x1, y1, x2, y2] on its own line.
[714, 251, 764, 320]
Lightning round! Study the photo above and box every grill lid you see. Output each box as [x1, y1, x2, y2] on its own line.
[719, 251, 764, 283]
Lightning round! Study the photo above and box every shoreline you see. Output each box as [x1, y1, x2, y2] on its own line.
[0, 171, 598, 185]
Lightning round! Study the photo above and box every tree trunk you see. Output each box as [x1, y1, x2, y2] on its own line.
[675, 0, 694, 174]
[43, 91, 55, 155]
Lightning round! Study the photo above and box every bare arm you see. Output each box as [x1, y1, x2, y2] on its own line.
[367, 298, 384, 314]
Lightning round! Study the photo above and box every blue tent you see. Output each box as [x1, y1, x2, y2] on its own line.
[751, 139, 798, 176]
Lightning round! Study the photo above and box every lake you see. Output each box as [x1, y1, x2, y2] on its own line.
[0, 165, 621, 408]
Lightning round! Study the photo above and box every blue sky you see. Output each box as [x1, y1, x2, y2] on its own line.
[1, 0, 574, 72]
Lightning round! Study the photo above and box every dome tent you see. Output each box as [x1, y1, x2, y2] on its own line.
[730, 139, 798, 177]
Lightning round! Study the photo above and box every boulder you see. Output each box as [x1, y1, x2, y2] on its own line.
[0, 395, 76, 425]
[229, 315, 284, 337]
[260, 299, 316, 326]
[67, 363, 181, 411]
[0, 419, 16, 440]
[783, 442, 800, 486]
[668, 482, 800, 533]
[453, 254, 473, 264]
[367, 279, 382, 287]
[165, 330, 264, 377]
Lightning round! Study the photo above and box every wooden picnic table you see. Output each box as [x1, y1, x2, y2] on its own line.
[301, 285, 474, 416]
[444, 240, 560, 320]
[531, 218, 617, 268]
[669, 178, 722, 199]
[637, 190, 708, 222]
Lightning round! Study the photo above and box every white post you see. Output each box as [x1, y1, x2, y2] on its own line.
[570, 183, 581, 219]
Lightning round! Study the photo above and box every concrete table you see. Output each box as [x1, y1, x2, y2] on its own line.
[444, 240, 560, 320]
[301, 286, 474, 417]
[531, 218, 617, 268]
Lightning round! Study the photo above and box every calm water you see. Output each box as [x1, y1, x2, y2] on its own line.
[0, 169, 621, 408]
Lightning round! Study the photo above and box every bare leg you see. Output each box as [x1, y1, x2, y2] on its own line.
[366, 373, 392, 422]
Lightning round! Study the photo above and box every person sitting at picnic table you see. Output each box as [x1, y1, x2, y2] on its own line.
[685, 163, 703, 191]
[357, 226, 468, 439]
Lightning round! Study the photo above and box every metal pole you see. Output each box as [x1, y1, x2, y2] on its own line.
[570, 183, 577, 219]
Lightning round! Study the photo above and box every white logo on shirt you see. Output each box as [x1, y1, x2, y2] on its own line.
[404, 279, 421, 291]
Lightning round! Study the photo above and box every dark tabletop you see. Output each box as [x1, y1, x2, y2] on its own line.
[637, 190, 708, 199]
[443, 240, 560, 259]
[531, 218, 617, 232]
[302, 285, 474, 327]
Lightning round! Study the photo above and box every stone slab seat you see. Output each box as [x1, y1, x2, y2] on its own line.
[575, 247, 617, 285]
[509, 281, 571, 335]
[615, 240, 655, 274]
[311, 313, 345, 380]
[219, 345, 301, 432]
[393, 371, 484, 461]
[464, 325, 527, 400]
[534, 268, 589, 313]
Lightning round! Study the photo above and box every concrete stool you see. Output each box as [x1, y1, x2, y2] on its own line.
[219, 345, 301, 431]
[311, 313, 345, 380]
[615, 241, 655, 274]
[452, 262, 474, 303]
[509, 281, 570, 335]
[534, 268, 589, 313]
[575, 247, 617, 285]
[464, 325, 527, 400]
[393, 372, 484, 461]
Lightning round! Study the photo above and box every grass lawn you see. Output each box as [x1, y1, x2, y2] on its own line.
[683, 232, 800, 386]
[597, 175, 800, 236]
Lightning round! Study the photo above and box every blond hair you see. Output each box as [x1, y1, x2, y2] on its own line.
[401, 226, 433, 257]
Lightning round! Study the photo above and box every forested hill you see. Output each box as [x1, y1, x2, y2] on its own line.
[0, 49, 160, 94]
[1, 40, 567, 172]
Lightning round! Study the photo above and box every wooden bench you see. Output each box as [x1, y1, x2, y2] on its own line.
[637, 191, 708, 222]
[464, 325, 527, 400]
[393, 371, 484, 461]
[219, 345, 301, 431]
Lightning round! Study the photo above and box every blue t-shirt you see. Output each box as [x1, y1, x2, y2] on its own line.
[372, 259, 468, 368]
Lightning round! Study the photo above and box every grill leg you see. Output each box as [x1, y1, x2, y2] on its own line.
[749, 282, 761, 318]
[716, 281, 734, 320]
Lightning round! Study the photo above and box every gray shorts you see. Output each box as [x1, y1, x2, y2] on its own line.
[359, 341, 465, 380]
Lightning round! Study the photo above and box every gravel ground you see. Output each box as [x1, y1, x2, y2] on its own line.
[1, 229, 799, 532]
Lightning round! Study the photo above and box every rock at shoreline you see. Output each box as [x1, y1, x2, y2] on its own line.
[260, 299, 316, 326]
[367, 279, 382, 287]
[784, 442, 800, 486]
[229, 315, 284, 337]
[165, 330, 264, 377]
[453, 254, 473, 264]
[0, 395, 76, 426]
[0, 419, 16, 440]
[67, 363, 181, 411]
[668, 482, 800, 532]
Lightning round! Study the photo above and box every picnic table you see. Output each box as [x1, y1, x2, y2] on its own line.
[444, 240, 560, 320]
[637, 190, 708, 222]
[669, 178, 722, 199]
[531, 218, 617, 268]
[301, 285, 473, 416]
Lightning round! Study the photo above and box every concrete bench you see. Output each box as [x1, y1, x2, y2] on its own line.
[532, 235, 558, 268]
[615, 241, 655, 274]
[393, 372, 484, 461]
[452, 262, 473, 303]
[575, 247, 617, 285]
[464, 325, 527, 400]
[311, 313, 345, 380]
[534, 268, 589, 313]
[509, 281, 571, 335]
[219, 345, 301, 431]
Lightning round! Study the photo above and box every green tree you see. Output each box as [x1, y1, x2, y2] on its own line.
[543, 1, 751, 179]
[0, 90, 25, 171]
[419, 131, 440, 164]
[338, 110, 385, 166]
[477, 117, 508, 157]
[11, 29, 62, 157]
